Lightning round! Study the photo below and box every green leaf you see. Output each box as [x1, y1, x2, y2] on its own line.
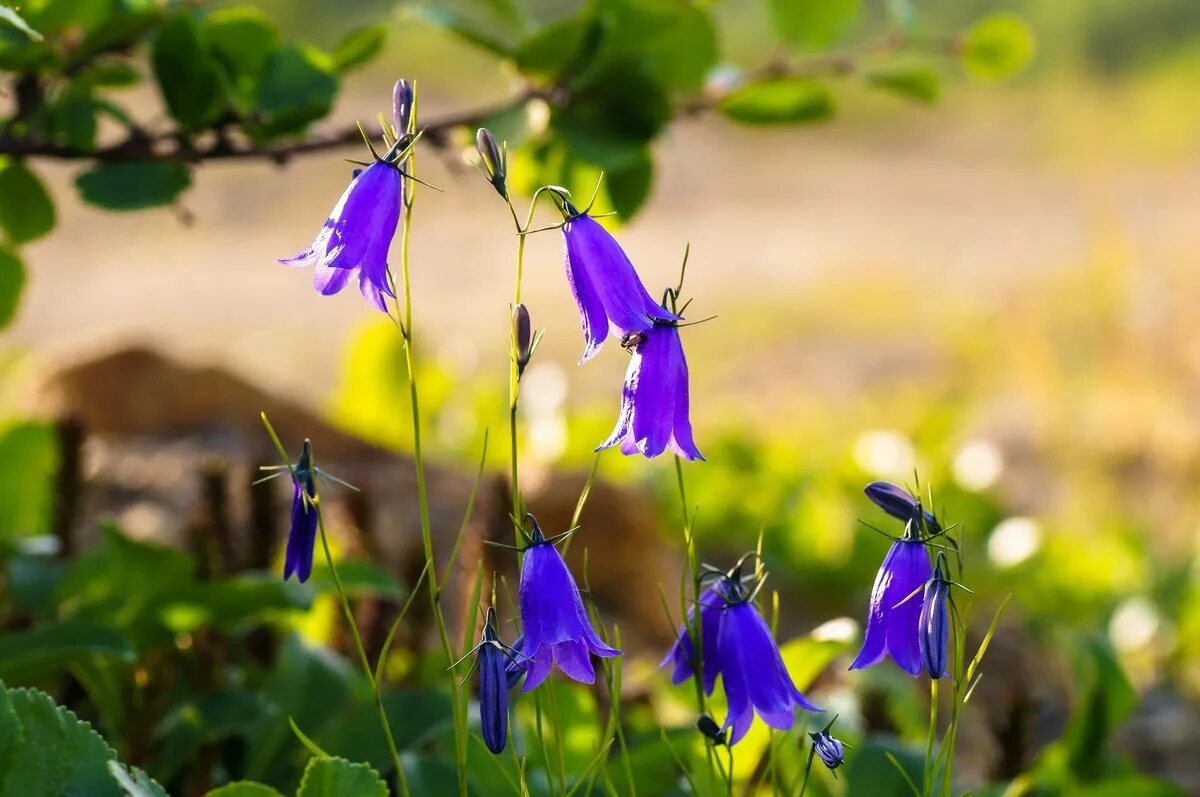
[159, 575, 311, 634]
[399, 756, 461, 795]
[206, 784, 286, 797]
[155, 690, 273, 782]
[844, 736, 923, 797]
[0, 159, 55, 243]
[1065, 638, 1137, 780]
[152, 15, 225, 132]
[0, 687, 120, 797]
[330, 24, 386, 73]
[514, 15, 592, 81]
[205, 6, 279, 82]
[605, 150, 653, 221]
[0, 622, 134, 684]
[255, 44, 339, 136]
[308, 560, 406, 601]
[108, 761, 169, 797]
[75, 161, 191, 211]
[555, 61, 671, 170]
[720, 78, 835, 125]
[0, 249, 26, 330]
[962, 12, 1035, 81]
[319, 689, 453, 770]
[0, 7, 43, 41]
[866, 66, 940, 104]
[5, 553, 64, 615]
[81, 62, 141, 88]
[296, 757, 388, 797]
[768, 0, 859, 48]
[51, 87, 99, 151]
[0, 420, 57, 538]
[582, 0, 716, 91]
[0, 681, 22, 782]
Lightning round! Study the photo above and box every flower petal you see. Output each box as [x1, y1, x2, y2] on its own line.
[553, 640, 596, 684]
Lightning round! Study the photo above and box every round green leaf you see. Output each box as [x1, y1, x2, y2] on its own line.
[866, 65, 940, 104]
[330, 24, 386, 73]
[0, 688, 120, 797]
[205, 783, 285, 797]
[962, 12, 1036, 81]
[255, 44, 339, 136]
[75, 161, 191, 211]
[769, 0, 859, 48]
[0, 249, 26, 329]
[606, 150, 653, 221]
[0, 622, 135, 684]
[0, 159, 55, 243]
[205, 6, 279, 81]
[720, 78, 835, 125]
[108, 762, 168, 797]
[0, 681, 22, 782]
[297, 757, 387, 797]
[152, 15, 225, 132]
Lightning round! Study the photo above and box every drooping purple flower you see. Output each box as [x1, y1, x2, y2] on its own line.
[920, 554, 951, 679]
[560, 209, 679, 363]
[474, 607, 515, 754]
[517, 515, 620, 690]
[660, 583, 726, 694]
[849, 529, 933, 677]
[283, 441, 318, 583]
[279, 160, 401, 312]
[597, 321, 703, 461]
[864, 481, 941, 535]
[811, 729, 846, 771]
[717, 590, 821, 745]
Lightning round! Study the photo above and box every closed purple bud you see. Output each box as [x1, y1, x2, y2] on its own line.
[920, 558, 951, 679]
[811, 730, 846, 770]
[513, 303, 532, 374]
[475, 127, 506, 198]
[864, 481, 941, 535]
[282, 440, 318, 583]
[477, 615, 510, 754]
[393, 79, 414, 135]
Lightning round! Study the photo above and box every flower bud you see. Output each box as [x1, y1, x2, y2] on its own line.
[810, 729, 845, 770]
[864, 481, 941, 535]
[919, 556, 951, 679]
[475, 127, 507, 198]
[393, 79, 414, 136]
[513, 303, 532, 374]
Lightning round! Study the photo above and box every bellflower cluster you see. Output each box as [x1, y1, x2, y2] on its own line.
[514, 514, 621, 690]
[663, 558, 819, 745]
[851, 481, 961, 679]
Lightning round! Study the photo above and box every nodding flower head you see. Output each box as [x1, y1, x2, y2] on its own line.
[278, 159, 401, 313]
[516, 514, 620, 691]
[864, 481, 941, 536]
[559, 209, 679, 363]
[475, 607, 516, 754]
[919, 553, 951, 679]
[283, 440, 318, 583]
[810, 727, 846, 771]
[597, 321, 703, 461]
[660, 581, 726, 694]
[475, 127, 507, 198]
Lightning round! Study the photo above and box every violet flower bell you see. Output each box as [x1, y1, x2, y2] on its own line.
[558, 201, 679, 363]
[597, 321, 704, 461]
[279, 159, 402, 313]
[660, 582, 727, 694]
[919, 553, 952, 679]
[282, 441, 318, 583]
[516, 514, 620, 690]
[849, 516, 934, 677]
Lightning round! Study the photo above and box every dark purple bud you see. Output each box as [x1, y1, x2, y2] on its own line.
[513, 303, 532, 374]
[810, 730, 846, 770]
[475, 127, 507, 198]
[864, 481, 941, 535]
[919, 558, 951, 679]
[393, 79, 414, 135]
[696, 713, 727, 746]
[475, 619, 508, 758]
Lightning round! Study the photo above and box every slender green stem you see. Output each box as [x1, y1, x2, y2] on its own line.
[315, 507, 411, 797]
[509, 229, 527, 537]
[924, 678, 939, 796]
[534, 692, 556, 797]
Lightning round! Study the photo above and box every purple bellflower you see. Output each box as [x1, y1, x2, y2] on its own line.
[452, 607, 524, 755]
[850, 485, 935, 677]
[282, 441, 318, 583]
[559, 203, 679, 363]
[660, 583, 726, 694]
[919, 552, 952, 679]
[516, 514, 620, 690]
[279, 160, 402, 312]
[597, 321, 704, 461]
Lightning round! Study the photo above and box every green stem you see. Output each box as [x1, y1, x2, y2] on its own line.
[534, 691, 556, 797]
[924, 678, 939, 796]
[509, 229, 527, 537]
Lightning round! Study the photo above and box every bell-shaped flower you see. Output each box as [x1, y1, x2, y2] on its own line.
[864, 481, 941, 535]
[849, 524, 933, 677]
[516, 515, 620, 690]
[560, 207, 679, 363]
[660, 583, 726, 694]
[279, 160, 401, 312]
[597, 321, 703, 461]
[282, 442, 319, 583]
[919, 554, 952, 679]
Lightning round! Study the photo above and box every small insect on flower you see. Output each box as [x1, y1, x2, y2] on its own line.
[695, 713, 727, 747]
[514, 514, 620, 690]
[920, 552, 953, 679]
[851, 481, 937, 677]
[556, 197, 679, 363]
[597, 321, 703, 461]
[449, 607, 526, 755]
[255, 438, 358, 584]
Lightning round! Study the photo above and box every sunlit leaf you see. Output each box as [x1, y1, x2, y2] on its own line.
[962, 13, 1035, 81]
[108, 761, 169, 797]
[296, 757, 387, 797]
[768, 0, 859, 48]
[720, 78, 835, 125]
[330, 24, 386, 73]
[0, 249, 26, 329]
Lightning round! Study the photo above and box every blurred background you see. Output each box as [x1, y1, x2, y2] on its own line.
[3, 0, 1200, 794]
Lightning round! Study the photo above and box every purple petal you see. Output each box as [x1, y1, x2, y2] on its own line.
[630, 327, 678, 458]
[718, 609, 756, 745]
[663, 326, 703, 461]
[313, 261, 354, 296]
[521, 641, 554, 692]
[596, 355, 637, 453]
[553, 640, 596, 684]
[283, 481, 318, 582]
[562, 231, 609, 363]
[885, 541, 931, 676]
[519, 543, 586, 649]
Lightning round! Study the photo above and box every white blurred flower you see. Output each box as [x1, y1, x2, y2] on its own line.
[1109, 596, 1160, 653]
[810, 616, 859, 644]
[952, 438, 1004, 491]
[987, 516, 1041, 568]
[853, 429, 914, 478]
[521, 362, 569, 462]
